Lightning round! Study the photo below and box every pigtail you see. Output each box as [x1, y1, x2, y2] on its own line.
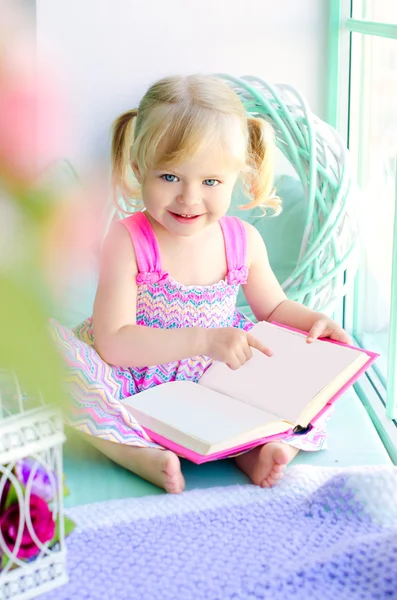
[243, 117, 281, 215]
[111, 109, 141, 213]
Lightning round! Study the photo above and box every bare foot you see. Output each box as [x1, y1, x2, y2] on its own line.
[235, 442, 299, 488]
[84, 435, 185, 494]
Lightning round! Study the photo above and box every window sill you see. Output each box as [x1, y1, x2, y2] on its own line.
[354, 368, 397, 464]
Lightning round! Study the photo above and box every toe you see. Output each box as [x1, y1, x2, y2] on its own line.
[271, 469, 284, 480]
[165, 480, 184, 494]
[268, 475, 282, 486]
[260, 480, 271, 488]
[272, 464, 285, 474]
[273, 447, 291, 467]
[262, 475, 280, 488]
[261, 467, 285, 488]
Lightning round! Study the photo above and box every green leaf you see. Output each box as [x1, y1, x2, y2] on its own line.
[52, 516, 60, 547]
[64, 515, 76, 536]
[50, 515, 76, 548]
[62, 473, 70, 498]
[4, 481, 26, 510]
[1, 552, 10, 570]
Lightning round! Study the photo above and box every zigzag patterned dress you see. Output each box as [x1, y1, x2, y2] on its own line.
[51, 212, 330, 452]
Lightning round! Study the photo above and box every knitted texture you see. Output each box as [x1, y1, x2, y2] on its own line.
[39, 465, 397, 600]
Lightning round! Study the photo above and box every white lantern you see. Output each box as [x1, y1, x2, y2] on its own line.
[0, 370, 69, 600]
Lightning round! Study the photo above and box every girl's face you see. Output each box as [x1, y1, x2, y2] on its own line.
[134, 135, 244, 237]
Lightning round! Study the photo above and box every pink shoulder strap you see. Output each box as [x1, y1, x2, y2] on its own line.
[118, 212, 168, 285]
[219, 216, 249, 285]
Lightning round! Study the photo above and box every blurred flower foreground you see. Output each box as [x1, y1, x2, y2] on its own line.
[0, 2, 106, 597]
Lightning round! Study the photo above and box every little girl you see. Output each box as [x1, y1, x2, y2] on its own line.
[52, 74, 350, 494]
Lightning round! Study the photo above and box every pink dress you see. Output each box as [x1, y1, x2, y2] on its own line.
[51, 212, 330, 453]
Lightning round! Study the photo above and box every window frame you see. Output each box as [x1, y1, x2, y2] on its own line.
[329, 0, 397, 462]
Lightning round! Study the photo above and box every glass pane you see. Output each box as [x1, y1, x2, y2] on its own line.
[351, 0, 364, 20]
[363, 1, 397, 24]
[349, 33, 397, 380]
[352, 0, 397, 23]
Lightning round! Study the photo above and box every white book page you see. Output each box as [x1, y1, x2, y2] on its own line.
[199, 321, 365, 423]
[122, 380, 285, 447]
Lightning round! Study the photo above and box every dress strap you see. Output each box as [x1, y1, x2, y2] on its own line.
[118, 212, 169, 285]
[219, 216, 249, 285]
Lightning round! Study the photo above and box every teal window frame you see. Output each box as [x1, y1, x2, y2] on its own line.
[328, 0, 397, 463]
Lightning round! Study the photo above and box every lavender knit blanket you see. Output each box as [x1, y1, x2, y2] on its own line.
[40, 465, 397, 600]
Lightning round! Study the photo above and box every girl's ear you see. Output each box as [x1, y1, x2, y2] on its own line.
[131, 160, 142, 183]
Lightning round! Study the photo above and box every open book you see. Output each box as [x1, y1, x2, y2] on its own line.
[122, 321, 378, 464]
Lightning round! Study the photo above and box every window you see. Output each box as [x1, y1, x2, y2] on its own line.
[349, 33, 397, 380]
[352, 1, 397, 24]
[334, 0, 397, 457]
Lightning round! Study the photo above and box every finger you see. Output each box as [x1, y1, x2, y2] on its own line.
[306, 319, 327, 343]
[243, 343, 253, 362]
[330, 330, 352, 345]
[236, 348, 248, 366]
[227, 355, 241, 371]
[246, 334, 273, 357]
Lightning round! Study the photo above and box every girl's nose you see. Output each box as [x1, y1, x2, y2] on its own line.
[176, 185, 201, 207]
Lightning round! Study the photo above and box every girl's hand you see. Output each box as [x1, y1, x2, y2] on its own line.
[306, 318, 352, 345]
[205, 327, 273, 370]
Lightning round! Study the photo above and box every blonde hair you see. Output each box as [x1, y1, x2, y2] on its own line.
[111, 75, 281, 215]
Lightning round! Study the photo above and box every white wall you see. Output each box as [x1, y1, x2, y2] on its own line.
[36, 0, 329, 171]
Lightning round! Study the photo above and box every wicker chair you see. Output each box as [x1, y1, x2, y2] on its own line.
[218, 74, 359, 313]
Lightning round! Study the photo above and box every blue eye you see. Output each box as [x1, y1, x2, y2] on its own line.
[161, 174, 179, 182]
[203, 179, 219, 186]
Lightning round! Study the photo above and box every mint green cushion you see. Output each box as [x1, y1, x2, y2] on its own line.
[229, 175, 307, 321]
[51, 266, 98, 328]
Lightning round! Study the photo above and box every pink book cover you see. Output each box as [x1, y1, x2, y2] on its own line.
[141, 322, 379, 465]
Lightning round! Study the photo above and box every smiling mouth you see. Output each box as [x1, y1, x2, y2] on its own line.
[170, 212, 202, 221]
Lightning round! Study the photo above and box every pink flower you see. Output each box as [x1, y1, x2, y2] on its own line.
[0, 494, 56, 559]
[0, 1, 67, 186]
[0, 55, 64, 183]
